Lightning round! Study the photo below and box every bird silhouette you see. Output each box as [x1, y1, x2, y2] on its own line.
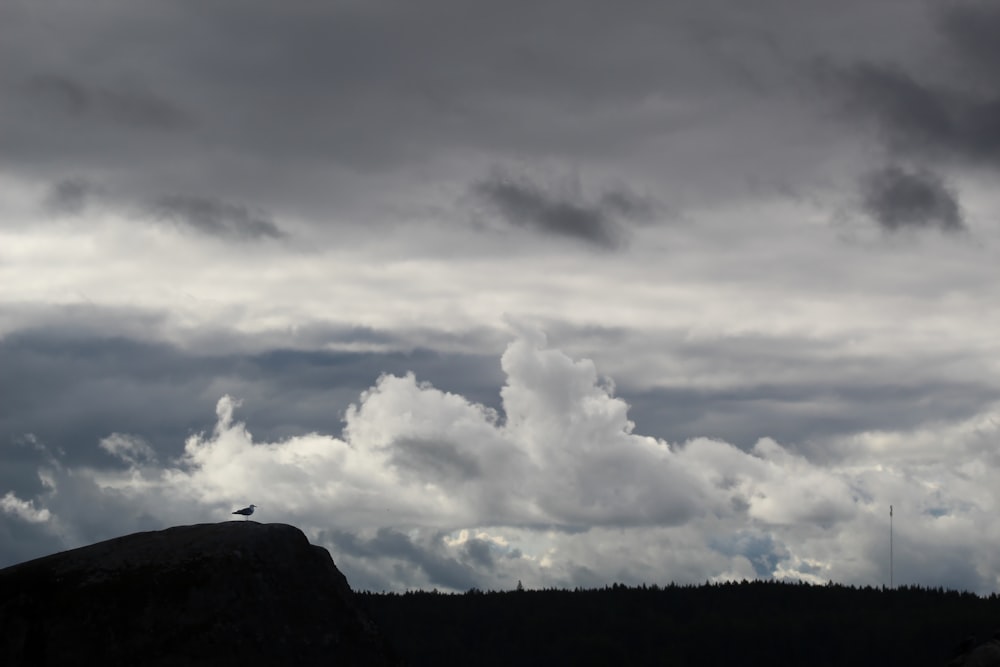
[232, 504, 257, 521]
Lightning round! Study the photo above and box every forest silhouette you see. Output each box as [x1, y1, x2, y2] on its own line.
[359, 580, 1000, 666]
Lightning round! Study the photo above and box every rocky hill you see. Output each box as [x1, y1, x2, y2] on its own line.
[0, 522, 395, 666]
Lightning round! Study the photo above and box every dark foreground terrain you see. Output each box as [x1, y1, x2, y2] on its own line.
[4, 524, 998, 666]
[360, 581, 1000, 666]
[0, 522, 394, 666]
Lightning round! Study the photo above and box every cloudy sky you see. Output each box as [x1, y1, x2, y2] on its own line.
[3, 0, 1000, 593]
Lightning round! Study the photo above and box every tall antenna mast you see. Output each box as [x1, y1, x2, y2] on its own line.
[889, 504, 894, 589]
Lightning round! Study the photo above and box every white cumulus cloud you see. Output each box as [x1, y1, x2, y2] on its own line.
[1, 492, 52, 523]
[7, 336, 1000, 593]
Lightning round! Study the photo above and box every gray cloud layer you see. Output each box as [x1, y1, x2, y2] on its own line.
[150, 196, 287, 240]
[21, 73, 192, 131]
[0, 0, 917, 223]
[44, 178, 97, 216]
[4, 0, 1000, 595]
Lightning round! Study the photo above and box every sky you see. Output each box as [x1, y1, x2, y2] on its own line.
[2, 0, 1000, 593]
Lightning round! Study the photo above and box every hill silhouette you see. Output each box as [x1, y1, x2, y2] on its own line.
[4, 523, 998, 666]
[0, 522, 394, 666]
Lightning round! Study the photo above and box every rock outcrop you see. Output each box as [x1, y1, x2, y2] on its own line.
[949, 634, 1000, 667]
[0, 522, 395, 666]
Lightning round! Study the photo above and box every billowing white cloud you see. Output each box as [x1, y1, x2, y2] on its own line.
[99, 433, 158, 466]
[1, 492, 51, 523]
[8, 336, 1000, 593]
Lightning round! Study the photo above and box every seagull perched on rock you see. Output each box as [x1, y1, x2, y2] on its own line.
[232, 504, 257, 521]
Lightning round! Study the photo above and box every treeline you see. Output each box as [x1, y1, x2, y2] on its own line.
[357, 580, 1000, 666]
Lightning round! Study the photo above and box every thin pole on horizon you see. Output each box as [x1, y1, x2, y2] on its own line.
[889, 504, 893, 590]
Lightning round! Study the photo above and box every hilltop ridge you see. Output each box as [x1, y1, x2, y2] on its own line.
[0, 522, 394, 666]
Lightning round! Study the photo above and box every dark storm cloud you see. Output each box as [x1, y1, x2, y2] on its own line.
[473, 176, 619, 247]
[626, 378, 997, 460]
[535, 324, 1000, 455]
[822, 62, 956, 156]
[598, 189, 656, 221]
[44, 178, 97, 215]
[0, 0, 816, 219]
[860, 165, 963, 232]
[710, 531, 788, 578]
[328, 528, 482, 591]
[21, 73, 191, 131]
[823, 61, 1000, 164]
[463, 538, 495, 569]
[810, 4, 1000, 235]
[36, 182, 288, 240]
[819, 3, 1000, 167]
[938, 3, 1000, 80]
[472, 174, 654, 248]
[0, 518, 66, 569]
[0, 437, 56, 502]
[149, 196, 287, 240]
[0, 314, 504, 470]
[389, 438, 483, 481]
[0, 331, 226, 471]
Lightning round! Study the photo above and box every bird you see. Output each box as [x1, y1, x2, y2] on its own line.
[232, 504, 257, 521]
